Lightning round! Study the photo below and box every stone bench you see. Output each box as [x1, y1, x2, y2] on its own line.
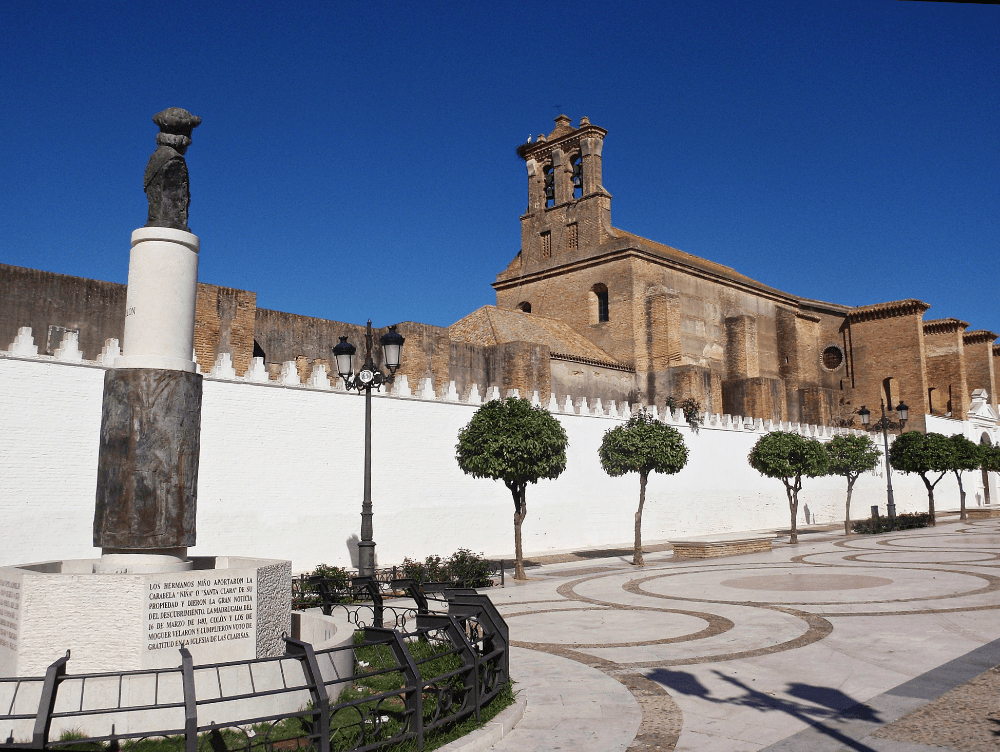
[669, 534, 776, 559]
[966, 507, 1000, 519]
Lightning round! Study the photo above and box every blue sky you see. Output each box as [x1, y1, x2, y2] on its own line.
[2, 1, 997, 331]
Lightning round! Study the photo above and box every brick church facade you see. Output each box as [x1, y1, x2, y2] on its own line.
[2, 116, 996, 432]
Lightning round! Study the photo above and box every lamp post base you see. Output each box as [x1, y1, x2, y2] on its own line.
[358, 541, 376, 577]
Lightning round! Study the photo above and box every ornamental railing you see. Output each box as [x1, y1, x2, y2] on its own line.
[0, 593, 508, 752]
[291, 563, 505, 615]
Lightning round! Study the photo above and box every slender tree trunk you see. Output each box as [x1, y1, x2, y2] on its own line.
[785, 480, 799, 544]
[512, 486, 527, 580]
[921, 474, 936, 526]
[956, 472, 966, 521]
[633, 470, 647, 566]
[844, 477, 855, 535]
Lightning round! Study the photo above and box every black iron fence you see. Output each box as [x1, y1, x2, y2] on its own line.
[292, 562, 505, 612]
[0, 593, 508, 752]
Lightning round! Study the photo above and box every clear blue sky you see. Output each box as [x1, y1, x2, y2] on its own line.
[3, 1, 997, 332]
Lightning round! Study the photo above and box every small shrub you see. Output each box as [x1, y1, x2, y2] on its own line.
[663, 395, 703, 431]
[293, 563, 351, 609]
[401, 549, 495, 588]
[851, 512, 931, 534]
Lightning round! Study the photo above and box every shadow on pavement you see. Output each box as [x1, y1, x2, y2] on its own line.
[648, 668, 882, 752]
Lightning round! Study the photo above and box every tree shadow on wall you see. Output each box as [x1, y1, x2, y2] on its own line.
[648, 668, 882, 752]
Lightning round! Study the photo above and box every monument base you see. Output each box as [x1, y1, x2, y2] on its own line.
[95, 548, 193, 573]
[0, 556, 291, 676]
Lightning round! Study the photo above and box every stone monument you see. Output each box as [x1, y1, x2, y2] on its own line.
[0, 110, 291, 677]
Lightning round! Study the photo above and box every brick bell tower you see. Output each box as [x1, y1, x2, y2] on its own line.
[516, 115, 614, 272]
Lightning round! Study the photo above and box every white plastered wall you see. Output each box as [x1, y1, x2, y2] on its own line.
[1, 352, 995, 573]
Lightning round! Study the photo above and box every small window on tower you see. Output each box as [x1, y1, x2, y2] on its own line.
[541, 231, 551, 259]
[571, 155, 583, 199]
[517, 302, 532, 313]
[592, 283, 610, 323]
[543, 164, 555, 207]
[567, 223, 579, 252]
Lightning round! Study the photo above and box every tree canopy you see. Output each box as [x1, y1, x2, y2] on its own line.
[599, 410, 689, 565]
[825, 433, 881, 534]
[455, 397, 568, 579]
[888, 431, 955, 524]
[748, 431, 828, 544]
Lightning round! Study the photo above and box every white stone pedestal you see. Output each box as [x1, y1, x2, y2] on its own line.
[0, 556, 291, 676]
[115, 227, 199, 372]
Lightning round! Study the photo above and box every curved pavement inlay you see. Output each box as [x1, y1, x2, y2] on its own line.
[489, 519, 1000, 751]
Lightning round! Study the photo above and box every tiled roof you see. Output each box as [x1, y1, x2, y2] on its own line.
[964, 330, 998, 345]
[449, 306, 625, 365]
[923, 318, 970, 335]
[846, 299, 931, 323]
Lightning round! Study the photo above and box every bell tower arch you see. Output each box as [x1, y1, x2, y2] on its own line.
[516, 115, 613, 270]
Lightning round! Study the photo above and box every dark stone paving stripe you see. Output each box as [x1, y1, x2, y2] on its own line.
[755, 635, 1000, 751]
[508, 606, 734, 649]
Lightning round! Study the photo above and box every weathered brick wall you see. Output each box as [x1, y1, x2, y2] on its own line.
[194, 284, 257, 376]
[964, 332, 997, 410]
[499, 341, 551, 397]
[0, 263, 126, 360]
[845, 302, 930, 434]
[923, 321, 970, 420]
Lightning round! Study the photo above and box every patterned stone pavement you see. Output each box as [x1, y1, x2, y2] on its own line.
[486, 517, 1000, 751]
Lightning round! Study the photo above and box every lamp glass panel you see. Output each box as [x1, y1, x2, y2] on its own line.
[382, 342, 402, 369]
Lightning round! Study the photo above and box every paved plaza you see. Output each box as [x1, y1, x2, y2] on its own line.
[485, 516, 1000, 752]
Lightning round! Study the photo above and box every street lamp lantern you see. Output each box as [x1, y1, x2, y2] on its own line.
[333, 320, 405, 577]
[379, 325, 405, 374]
[858, 405, 871, 427]
[333, 336, 357, 382]
[897, 401, 908, 425]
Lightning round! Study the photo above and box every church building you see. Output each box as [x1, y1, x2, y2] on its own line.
[2, 116, 996, 434]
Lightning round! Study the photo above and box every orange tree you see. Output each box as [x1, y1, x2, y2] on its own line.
[456, 397, 567, 579]
[825, 434, 881, 535]
[949, 434, 984, 521]
[888, 431, 955, 525]
[598, 410, 689, 566]
[748, 431, 828, 544]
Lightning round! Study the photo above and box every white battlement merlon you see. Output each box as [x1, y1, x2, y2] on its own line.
[244, 356, 270, 383]
[466, 383, 482, 405]
[562, 395, 575, 414]
[417, 377, 436, 400]
[505, 388, 520, 399]
[279, 361, 300, 386]
[392, 374, 411, 397]
[54, 331, 83, 363]
[577, 396, 590, 416]
[7, 326, 39, 356]
[531, 390, 541, 407]
[96, 338, 122, 367]
[210, 352, 238, 379]
[445, 381, 460, 401]
[485, 386, 501, 402]
[305, 362, 330, 389]
[548, 393, 560, 412]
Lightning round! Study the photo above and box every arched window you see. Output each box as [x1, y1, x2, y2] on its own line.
[517, 302, 532, 313]
[590, 283, 609, 323]
[543, 164, 555, 207]
[571, 154, 583, 199]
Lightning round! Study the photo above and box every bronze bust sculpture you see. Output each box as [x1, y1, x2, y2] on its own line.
[144, 107, 201, 231]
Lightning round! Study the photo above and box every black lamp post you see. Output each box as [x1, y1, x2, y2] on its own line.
[333, 321, 405, 577]
[858, 399, 909, 518]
